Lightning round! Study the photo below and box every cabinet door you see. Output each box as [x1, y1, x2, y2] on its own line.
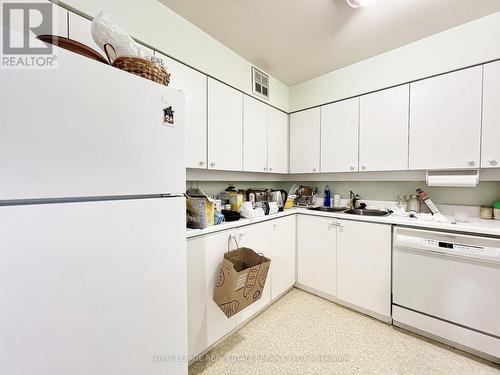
[157, 53, 207, 169]
[360, 85, 409, 171]
[68, 13, 101, 54]
[243, 96, 268, 172]
[337, 220, 391, 318]
[208, 78, 243, 171]
[290, 108, 320, 173]
[267, 108, 289, 174]
[186, 236, 210, 357]
[201, 231, 239, 350]
[321, 98, 359, 173]
[297, 215, 337, 296]
[270, 215, 296, 299]
[482, 61, 500, 168]
[409, 67, 482, 170]
[235, 222, 272, 325]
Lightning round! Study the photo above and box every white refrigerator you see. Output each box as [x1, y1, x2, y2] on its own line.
[0, 48, 188, 374]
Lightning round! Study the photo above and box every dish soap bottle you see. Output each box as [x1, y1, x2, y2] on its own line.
[416, 188, 440, 215]
[323, 185, 331, 207]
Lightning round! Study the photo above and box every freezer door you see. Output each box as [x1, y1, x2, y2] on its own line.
[0, 47, 185, 200]
[0, 197, 187, 375]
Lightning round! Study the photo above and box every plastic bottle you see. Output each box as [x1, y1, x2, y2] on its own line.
[323, 185, 331, 207]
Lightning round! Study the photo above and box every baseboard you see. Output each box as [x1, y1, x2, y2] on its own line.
[294, 283, 392, 324]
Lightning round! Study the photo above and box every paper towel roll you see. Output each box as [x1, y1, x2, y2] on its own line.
[426, 172, 479, 187]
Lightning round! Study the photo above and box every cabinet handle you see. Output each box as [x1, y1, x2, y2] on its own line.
[312, 167, 317, 172]
[269, 167, 273, 171]
[263, 167, 267, 171]
[488, 158, 498, 166]
[350, 166, 355, 171]
[199, 161, 205, 167]
[467, 160, 475, 167]
[361, 165, 367, 170]
[210, 162, 216, 167]
[328, 221, 342, 228]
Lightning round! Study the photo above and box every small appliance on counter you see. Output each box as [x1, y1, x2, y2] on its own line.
[246, 188, 269, 204]
[269, 189, 288, 211]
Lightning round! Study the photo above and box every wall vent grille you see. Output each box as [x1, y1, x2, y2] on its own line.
[252, 67, 269, 100]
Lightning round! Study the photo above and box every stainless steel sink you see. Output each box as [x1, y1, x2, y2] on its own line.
[307, 206, 347, 213]
[343, 208, 391, 217]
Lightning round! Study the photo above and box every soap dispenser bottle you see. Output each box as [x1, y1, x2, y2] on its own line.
[323, 185, 331, 207]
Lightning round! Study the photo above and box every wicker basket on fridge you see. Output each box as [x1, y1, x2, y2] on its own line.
[105, 44, 170, 86]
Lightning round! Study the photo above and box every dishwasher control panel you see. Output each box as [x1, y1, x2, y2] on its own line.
[396, 233, 500, 263]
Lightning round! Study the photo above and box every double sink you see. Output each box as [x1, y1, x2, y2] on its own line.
[307, 206, 391, 217]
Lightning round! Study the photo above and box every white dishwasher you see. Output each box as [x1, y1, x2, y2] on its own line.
[392, 227, 500, 363]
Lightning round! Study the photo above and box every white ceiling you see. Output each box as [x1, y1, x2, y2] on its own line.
[159, 0, 500, 86]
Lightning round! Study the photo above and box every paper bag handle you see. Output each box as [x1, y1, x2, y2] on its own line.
[227, 234, 241, 253]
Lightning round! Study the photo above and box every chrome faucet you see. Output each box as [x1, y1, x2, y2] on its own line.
[348, 191, 361, 209]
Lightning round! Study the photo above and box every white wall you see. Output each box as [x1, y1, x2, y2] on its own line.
[289, 11, 500, 112]
[56, 0, 289, 111]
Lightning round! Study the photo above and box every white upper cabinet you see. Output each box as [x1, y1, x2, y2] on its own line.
[321, 98, 359, 173]
[359, 85, 409, 171]
[208, 78, 243, 171]
[482, 61, 500, 168]
[157, 53, 207, 169]
[267, 108, 289, 174]
[68, 13, 102, 54]
[409, 67, 482, 170]
[290, 108, 321, 173]
[243, 96, 268, 172]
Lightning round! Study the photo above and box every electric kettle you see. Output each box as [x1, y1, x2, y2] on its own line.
[269, 189, 288, 211]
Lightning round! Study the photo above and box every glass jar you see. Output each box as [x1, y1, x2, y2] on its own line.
[396, 194, 408, 211]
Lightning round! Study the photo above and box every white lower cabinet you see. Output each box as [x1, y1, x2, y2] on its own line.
[336, 220, 392, 319]
[187, 216, 296, 357]
[270, 215, 296, 299]
[296, 215, 392, 320]
[297, 215, 337, 296]
[187, 231, 238, 357]
[234, 222, 272, 325]
[188, 214, 392, 357]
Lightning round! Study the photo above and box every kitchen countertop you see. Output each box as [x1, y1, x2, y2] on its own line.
[186, 208, 500, 239]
